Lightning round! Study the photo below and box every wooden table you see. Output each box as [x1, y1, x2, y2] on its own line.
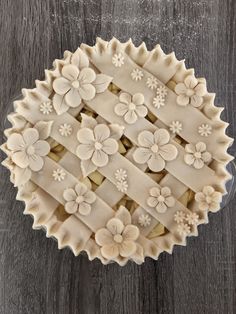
[0, 1, 235, 313]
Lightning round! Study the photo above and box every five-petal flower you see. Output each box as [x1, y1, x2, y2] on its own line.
[195, 186, 222, 212]
[147, 186, 175, 213]
[184, 142, 212, 169]
[133, 129, 178, 172]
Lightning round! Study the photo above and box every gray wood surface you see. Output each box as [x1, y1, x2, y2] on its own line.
[0, 0, 235, 313]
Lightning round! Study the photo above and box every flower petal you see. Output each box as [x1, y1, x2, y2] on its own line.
[124, 110, 137, 124]
[177, 94, 189, 106]
[102, 138, 118, 155]
[203, 186, 214, 196]
[202, 151, 212, 163]
[77, 128, 95, 144]
[53, 93, 69, 115]
[184, 153, 195, 165]
[23, 128, 39, 146]
[75, 183, 87, 196]
[107, 218, 124, 235]
[184, 75, 198, 89]
[33, 140, 50, 156]
[12, 151, 29, 168]
[165, 196, 175, 207]
[101, 244, 119, 259]
[76, 144, 94, 160]
[190, 94, 203, 107]
[132, 93, 144, 105]
[194, 83, 207, 96]
[159, 144, 178, 161]
[198, 202, 209, 211]
[123, 225, 139, 241]
[65, 201, 78, 214]
[7, 133, 25, 151]
[79, 202, 91, 216]
[147, 196, 158, 208]
[161, 186, 171, 197]
[137, 130, 154, 147]
[114, 103, 128, 116]
[212, 192, 222, 203]
[185, 143, 196, 153]
[195, 192, 205, 202]
[65, 88, 82, 108]
[119, 92, 132, 105]
[156, 202, 167, 213]
[94, 124, 110, 142]
[53, 77, 71, 95]
[92, 150, 109, 167]
[119, 240, 136, 258]
[84, 191, 96, 204]
[95, 228, 113, 246]
[63, 188, 77, 202]
[62, 64, 79, 81]
[175, 82, 187, 95]
[150, 187, 161, 197]
[133, 147, 152, 164]
[28, 155, 44, 171]
[79, 68, 96, 84]
[78, 84, 96, 101]
[147, 154, 165, 172]
[154, 129, 170, 146]
[135, 105, 148, 118]
[209, 201, 220, 212]
[196, 142, 206, 152]
[194, 158, 204, 169]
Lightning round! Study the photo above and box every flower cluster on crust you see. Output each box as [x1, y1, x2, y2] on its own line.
[184, 142, 212, 169]
[133, 128, 178, 172]
[63, 183, 96, 216]
[114, 169, 128, 193]
[95, 206, 142, 261]
[174, 75, 207, 107]
[114, 92, 148, 124]
[174, 210, 199, 236]
[52, 49, 112, 115]
[147, 186, 175, 213]
[195, 186, 222, 212]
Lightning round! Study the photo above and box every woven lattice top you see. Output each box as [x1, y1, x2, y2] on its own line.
[1, 38, 234, 265]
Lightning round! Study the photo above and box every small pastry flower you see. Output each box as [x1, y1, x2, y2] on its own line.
[195, 186, 222, 212]
[133, 128, 178, 172]
[147, 186, 175, 213]
[76, 124, 118, 167]
[177, 223, 191, 236]
[153, 95, 165, 109]
[63, 183, 96, 216]
[53, 64, 96, 111]
[116, 180, 128, 193]
[146, 76, 158, 90]
[184, 142, 212, 169]
[7, 128, 50, 171]
[174, 211, 186, 224]
[59, 123, 73, 137]
[95, 215, 139, 259]
[186, 212, 199, 225]
[40, 101, 53, 115]
[115, 169, 127, 181]
[156, 86, 167, 97]
[131, 69, 143, 81]
[112, 53, 124, 67]
[198, 124, 212, 137]
[114, 92, 148, 124]
[169, 121, 182, 134]
[138, 214, 151, 227]
[52, 168, 66, 182]
[175, 75, 207, 107]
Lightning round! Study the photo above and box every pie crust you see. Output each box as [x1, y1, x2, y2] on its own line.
[1, 37, 234, 266]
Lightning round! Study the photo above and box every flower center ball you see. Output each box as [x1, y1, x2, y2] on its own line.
[128, 102, 136, 111]
[151, 144, 159, 153]
[26, 145, 35, 155]
[186, 88, 194, 97]
[76, 196, 84, 204]
[71, 80, 80, 89]
[194, 152, 202, 159]
[94, 141, 103, 150]
[158, 195, 165, 203]
[113, 234, 123, 243]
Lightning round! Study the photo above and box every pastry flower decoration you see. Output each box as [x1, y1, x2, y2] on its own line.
[147, 186, 175, 213]
[53, 49, 112, 115]
[195, 186, 222, 212]
[76, 114, 124, 177]
[95, 206, 140, 260]
[6, 121, 53, 186]
[114, 92, 148, 124]
[133, 129, 178, 172]
[175, 75, 207, 107]
[63, 183, 96, 216]
[184, 142, 212, 169]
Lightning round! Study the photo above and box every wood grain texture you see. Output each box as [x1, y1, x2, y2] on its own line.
[0, 0, 235, 313]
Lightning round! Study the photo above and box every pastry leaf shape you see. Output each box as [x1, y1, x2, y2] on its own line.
[81, 159, 97, 177]
[34, 120, 54, 140]
[92, 74, 113, 93]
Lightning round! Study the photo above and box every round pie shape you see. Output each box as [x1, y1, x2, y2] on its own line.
[1, 38, 234, 266]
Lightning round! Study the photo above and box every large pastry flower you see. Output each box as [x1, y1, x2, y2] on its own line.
[53, 64, 96, 109]
[95, 207, 139, 260]
[195, 186, 222, 212]
[175, 75, 207, 107]
[133, 129, 178, 172]
[114, 92, 148, 124]
[7, 128, 50, 171]
[63, 183, 96, 216]
[76, 124, 119, 167]
[147, 186, 175, 213]
[184, 142, 212, 169]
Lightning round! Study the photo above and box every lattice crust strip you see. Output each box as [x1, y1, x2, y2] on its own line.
[1, 38, 233, 266]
